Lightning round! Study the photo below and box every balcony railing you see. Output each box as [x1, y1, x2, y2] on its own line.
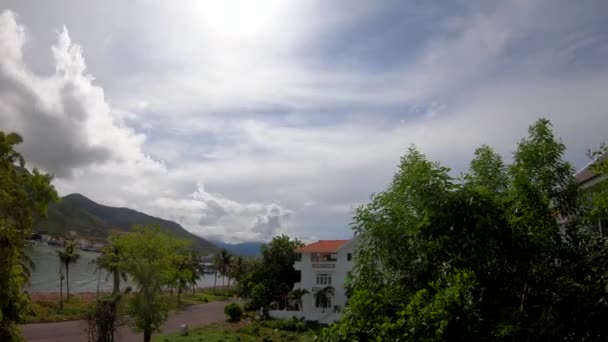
[312, 263, 336, 268]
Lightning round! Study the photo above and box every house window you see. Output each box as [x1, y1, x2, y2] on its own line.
[347, 253, 352, 261]
[316, 273, 332, 285]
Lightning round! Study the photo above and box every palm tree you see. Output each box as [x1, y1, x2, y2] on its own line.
[95, 243, 127, 295]
[220, 249, 232, 287]
[314, 286, 335, 313]
[213, 252, 222, 292]
[58, 265, 65, 310]
[188, 250, 203, 294]
[289, 288, 309, 311]
[56, 240, 81, 300]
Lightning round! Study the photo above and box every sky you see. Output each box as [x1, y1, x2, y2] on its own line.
[1, 0, 607, 243]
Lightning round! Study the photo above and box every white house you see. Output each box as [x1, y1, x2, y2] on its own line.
[287, 239, 356, 322]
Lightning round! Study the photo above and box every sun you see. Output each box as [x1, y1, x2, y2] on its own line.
[196, 0, 284, 38]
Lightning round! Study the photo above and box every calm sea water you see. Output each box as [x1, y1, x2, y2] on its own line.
[24, 244, 217, 292]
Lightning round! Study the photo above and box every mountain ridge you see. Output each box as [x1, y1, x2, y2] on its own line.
[33, 193, 217, 254]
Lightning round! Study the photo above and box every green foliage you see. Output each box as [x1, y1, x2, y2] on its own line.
[260, 317, 309, 333]
[313, 286, 334, 313]
[323, 119, 608, 341]
[288, 288, 309, 312]
[224, 303, 244, 322]
[56, 240, 81, 301]
[238, 235, 303, 308]
[246, 283, 268, 312]
[0, 131, 58, 341]
[114, 225, 190, 342]
[86, 289, 130, 342]
[151, 321, 319, 342]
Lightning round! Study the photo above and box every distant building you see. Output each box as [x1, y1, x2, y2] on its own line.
[575, 151, 608, 235]
[285, 239, 356, 323]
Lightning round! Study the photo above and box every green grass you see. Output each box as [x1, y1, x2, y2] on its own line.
[152, 322, 320, 342]
[25, 288, 235, 323]
[26, 296, 94, 323]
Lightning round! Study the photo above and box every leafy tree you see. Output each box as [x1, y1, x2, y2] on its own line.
[288, 288, 309, 312]
[239, 235, 303, 308]
[323, 119, 608, 341]
[57, 240, 81, 301]
[587, 142, 608, 226]
[95, 237, 128, 295]
[171, 248, 198, 305]
[113, 226, 189, 342]
[0, 132, 57, 341]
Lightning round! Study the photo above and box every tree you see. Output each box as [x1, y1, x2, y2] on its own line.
[114, 226, 189, 342]
[95, 238, 127, 295]
[314, 286, 334, 313]
[0, 131, 57, 341]
[289, 288, 309, 311]
[323, 119, 608, 341]
[56, 240, 81, 301]
[239, 235, 303, 309]
[220, 249, 232, 287]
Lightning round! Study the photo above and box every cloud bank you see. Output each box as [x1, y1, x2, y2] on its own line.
[1, 0, 607, 242]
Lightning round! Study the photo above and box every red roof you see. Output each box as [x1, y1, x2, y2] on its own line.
[296, 240, 349, 253]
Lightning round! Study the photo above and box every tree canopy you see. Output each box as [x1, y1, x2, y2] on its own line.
[323, 119, 608, 341]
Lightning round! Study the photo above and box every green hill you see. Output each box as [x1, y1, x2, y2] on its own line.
[34, 193, 217, 254]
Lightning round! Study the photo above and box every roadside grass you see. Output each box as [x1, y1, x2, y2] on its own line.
[26, 296, 94, 323]
[152, 321, 320, 342]
[25, 288, 236, 323]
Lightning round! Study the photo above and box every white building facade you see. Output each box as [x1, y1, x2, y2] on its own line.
[291, 239, 356, 322]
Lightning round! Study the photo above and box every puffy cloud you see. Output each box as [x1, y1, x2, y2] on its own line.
[0, 11, 151, 177]
[0, 10, 294, 242]
[2, 0, 608, 244]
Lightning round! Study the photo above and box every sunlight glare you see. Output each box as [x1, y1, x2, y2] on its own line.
[197, 0, 284, 38]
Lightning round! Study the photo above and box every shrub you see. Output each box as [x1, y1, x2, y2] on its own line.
[224, 303, 243, 322]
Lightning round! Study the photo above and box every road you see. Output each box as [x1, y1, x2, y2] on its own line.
[20, 299, 237, 342]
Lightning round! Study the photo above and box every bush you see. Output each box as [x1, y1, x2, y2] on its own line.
[224, 303, 243, 322]
[260, 317, 307, 332]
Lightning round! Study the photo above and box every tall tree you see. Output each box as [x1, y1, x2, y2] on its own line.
[114, 226, 189, 342]
[95, 238, 127, 295]
[240, 235, 303, 309]
[0, 132, 57, 341]
[56, 240, 81, 301]
[323, 119, 608, 341]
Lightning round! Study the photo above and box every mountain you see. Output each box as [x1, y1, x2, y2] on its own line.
[34, 193, 217, 254]
[212, 240, 264, 257]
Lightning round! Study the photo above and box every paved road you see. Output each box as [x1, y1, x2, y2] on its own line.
[20, 299, 237, 342]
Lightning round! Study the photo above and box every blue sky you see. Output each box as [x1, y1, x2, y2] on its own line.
[1, 1, 607, 242]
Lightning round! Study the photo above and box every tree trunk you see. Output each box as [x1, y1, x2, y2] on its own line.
[113, 268, 120, 295]
[222, 274, 225, 287]
[213, 271, 217, 293]
[66, 264, 70, 300]
[143, 329, 151, 342]
[59, 273, 64, 310]
[178, 287, 182, 306]
[96, 268, 101, 299]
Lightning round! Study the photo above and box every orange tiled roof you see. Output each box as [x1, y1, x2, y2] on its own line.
[296, 240, 349, 253]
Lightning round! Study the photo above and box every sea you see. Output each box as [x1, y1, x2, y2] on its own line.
[24, 244, 218, 293]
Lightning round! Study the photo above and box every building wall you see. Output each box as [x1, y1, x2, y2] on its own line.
[293, 240, 356, 320]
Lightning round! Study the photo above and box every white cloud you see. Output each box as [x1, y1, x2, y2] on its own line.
[0, 10, 294, 243]
[1, 0, 607, 243]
